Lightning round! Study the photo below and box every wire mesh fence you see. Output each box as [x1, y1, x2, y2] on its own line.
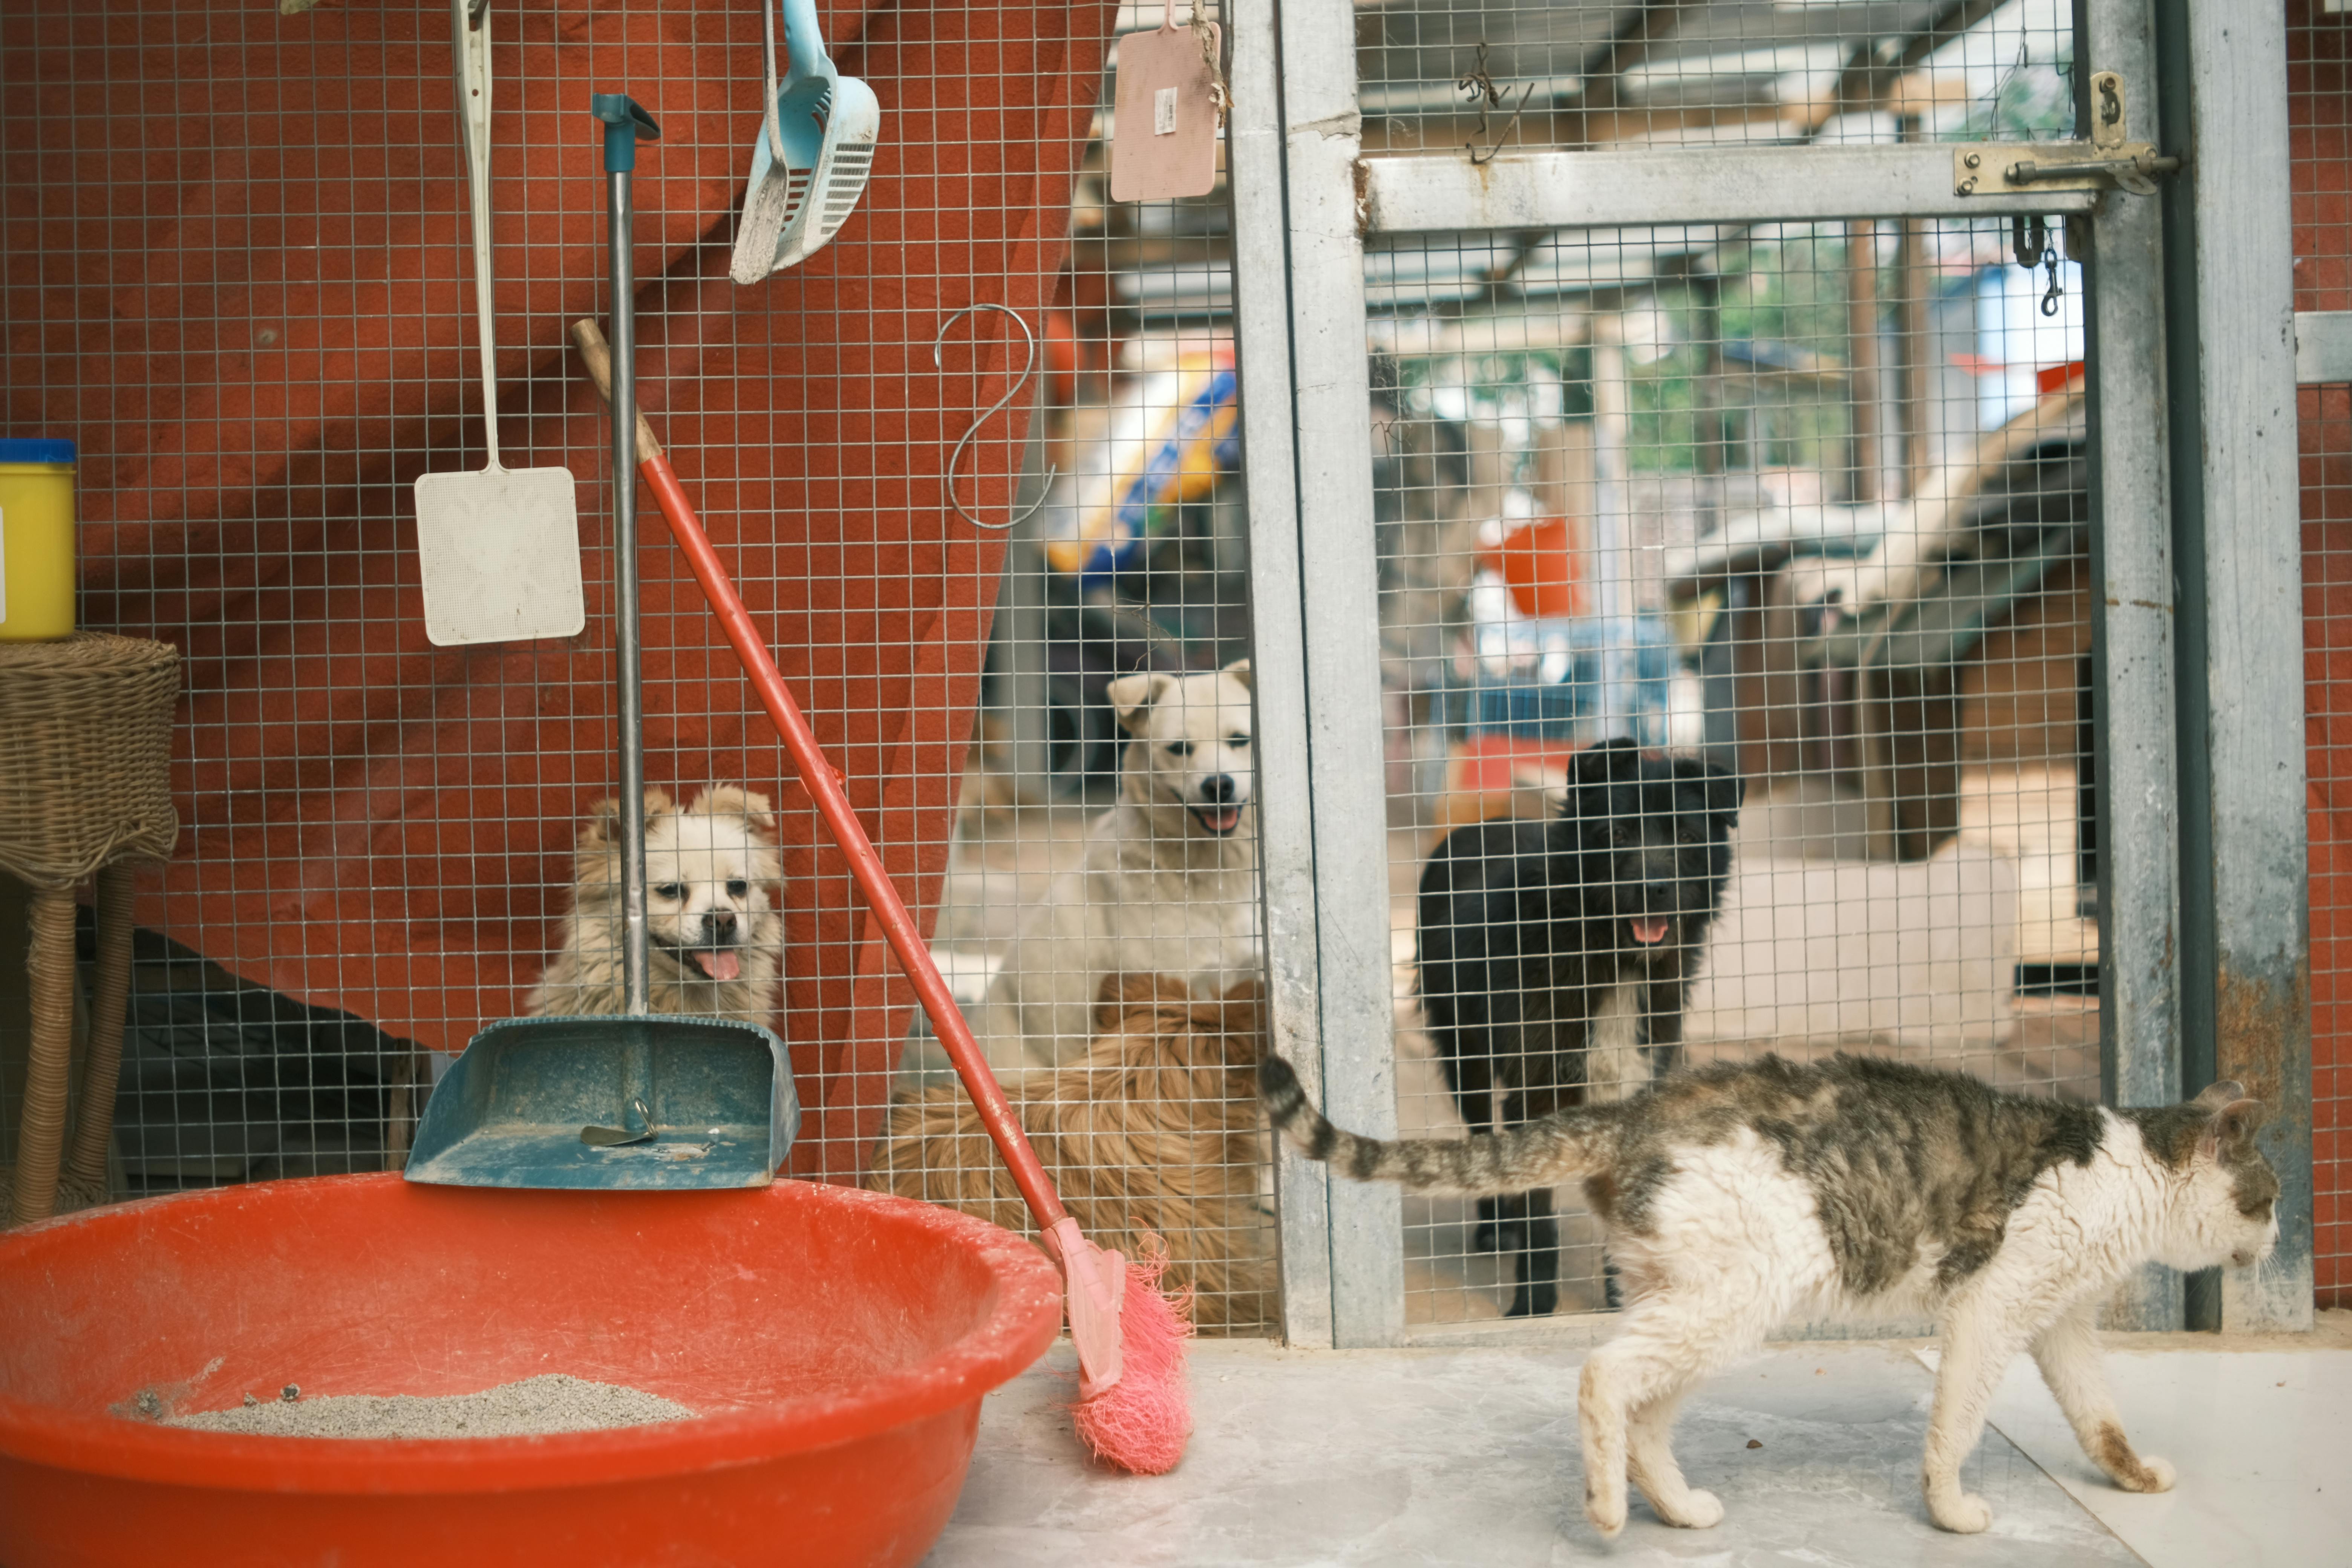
[2292, 0, 2351, 1312]
[876, 0, 1274, 1330]
[0, 0, 1286, 1325]
[1363, 216, 2094, 1326]
[1357, 0, 2076, 158]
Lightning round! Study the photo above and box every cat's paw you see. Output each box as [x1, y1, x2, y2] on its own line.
[2121, 1455, 2176, 1494]
[1585, 1492, 1628, 1540]
[1928, 1491, 1994, 1534]
[1658, 1488, 1724, 1530]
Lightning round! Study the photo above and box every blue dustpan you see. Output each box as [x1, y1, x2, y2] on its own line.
[408, 93, 798, 1192]
[729, 0, 881, 283]
[405, 1016, 797, 1189]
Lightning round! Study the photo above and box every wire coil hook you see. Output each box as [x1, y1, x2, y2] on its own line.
[933, 303, 1056, 531]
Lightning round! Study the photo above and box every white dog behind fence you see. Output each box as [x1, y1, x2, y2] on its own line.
[973, 659, 1260, 1071]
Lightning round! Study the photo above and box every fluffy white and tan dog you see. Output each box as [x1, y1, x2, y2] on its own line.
[526, 785, 785, 1029]
[973, 658, 1260, 1070]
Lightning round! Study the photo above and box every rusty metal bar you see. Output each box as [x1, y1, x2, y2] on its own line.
[2083, 0, 2185, 1332]
[2161, 0, 2312, 1332]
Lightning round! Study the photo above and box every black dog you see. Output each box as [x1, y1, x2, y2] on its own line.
[1416, 738, 1743, 1317]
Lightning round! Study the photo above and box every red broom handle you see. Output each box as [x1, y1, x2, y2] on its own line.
[570, 320, 1070, 1234]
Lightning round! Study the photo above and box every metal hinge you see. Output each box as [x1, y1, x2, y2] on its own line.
[1954, 72, 2183, 198]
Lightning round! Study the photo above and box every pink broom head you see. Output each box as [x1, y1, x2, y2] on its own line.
[1064, 1230, 1194, 1476]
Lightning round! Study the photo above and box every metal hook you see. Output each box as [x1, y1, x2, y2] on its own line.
[1459, 46, 1533, 167]
[1458, 42, 1502, 109]
[933, 303, 1057, 531]
[1468, 83, 1534, 166]
[2041, 252, 2065, 317]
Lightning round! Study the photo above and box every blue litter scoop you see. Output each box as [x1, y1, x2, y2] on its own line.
[728, 0, 881, 283]
[407, 94, 798, 1191]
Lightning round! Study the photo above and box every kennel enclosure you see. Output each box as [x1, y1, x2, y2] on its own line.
[1227, 0, 2311, 1342]
[0, 0, 2324, 1343]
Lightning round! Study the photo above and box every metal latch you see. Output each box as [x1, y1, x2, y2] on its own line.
[1954, 72, 2182, 198]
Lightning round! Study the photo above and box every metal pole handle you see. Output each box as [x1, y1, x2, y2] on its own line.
[608, 164, 650, 1017]
[591, 92, 662, 1016]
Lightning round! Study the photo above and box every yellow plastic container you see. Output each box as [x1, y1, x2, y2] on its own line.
[0, 439, 76, 642]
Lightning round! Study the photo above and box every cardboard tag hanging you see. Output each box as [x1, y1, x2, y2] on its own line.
[1110, 4, 1221, 202]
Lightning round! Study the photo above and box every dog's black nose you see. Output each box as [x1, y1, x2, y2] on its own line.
[1202, 773, 1239, 805]
[707, 910, 739, 942]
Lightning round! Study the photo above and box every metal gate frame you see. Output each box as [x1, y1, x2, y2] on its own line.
[1227, 0, 2312, 1343]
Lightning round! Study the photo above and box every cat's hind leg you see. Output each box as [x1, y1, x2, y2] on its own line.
[1579, 1279, 1779, 1538]
[1625, 1383, 1723, 1530]
[2030, 1299, 2175, 1494]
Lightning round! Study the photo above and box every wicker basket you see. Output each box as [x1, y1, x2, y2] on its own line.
[0, 632, 180, 889]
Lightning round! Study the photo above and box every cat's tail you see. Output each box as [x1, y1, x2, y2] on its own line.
[1257, 1052, 1612, 1195]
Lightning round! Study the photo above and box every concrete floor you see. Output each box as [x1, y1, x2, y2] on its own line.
[1934, 1335, 2352, 1568]
[926, 1332, 2350, 1567]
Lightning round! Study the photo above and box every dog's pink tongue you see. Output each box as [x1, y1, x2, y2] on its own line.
[1631, 917, 1671, 946]
[1202, 807, 1241, 832]
[695, 949, 743, 982]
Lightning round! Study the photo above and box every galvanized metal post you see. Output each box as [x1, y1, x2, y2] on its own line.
[2160, 0, 2313, 1332]
[2082, 0, 2185, 1331]
[1266, 0, 1407, 1347]
[1225, 0, 1340, 1348]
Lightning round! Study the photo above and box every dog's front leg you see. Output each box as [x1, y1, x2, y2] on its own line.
[1495, 1187, 1559, 1317]
[1638, 977, 1687, 1078]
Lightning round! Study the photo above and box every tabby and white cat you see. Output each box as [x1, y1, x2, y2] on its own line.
[1259, 1050, 2278, 1538]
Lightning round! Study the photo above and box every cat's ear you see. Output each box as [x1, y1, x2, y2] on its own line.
[2198, 1099, 2268, 1161]
[2191, 1079, 2248, 1110]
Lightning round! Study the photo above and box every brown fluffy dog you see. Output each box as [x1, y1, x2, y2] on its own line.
[868, 973, 1274, 1332]
[526, 786, 785, 1029]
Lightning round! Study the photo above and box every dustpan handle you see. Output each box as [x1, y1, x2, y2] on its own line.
[591, 96, 661, 1015]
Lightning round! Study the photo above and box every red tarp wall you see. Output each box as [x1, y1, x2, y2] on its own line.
[2295, 0, 2352, 1303]
[0, 0, 1118, 1182]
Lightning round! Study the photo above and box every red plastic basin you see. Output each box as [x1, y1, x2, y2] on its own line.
[0, 1174, 1061, 1567]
